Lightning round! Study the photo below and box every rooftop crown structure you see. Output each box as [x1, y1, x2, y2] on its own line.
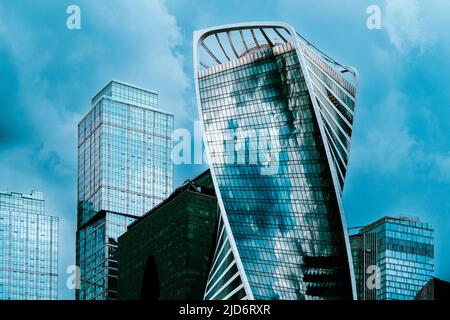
[194, 22, 358, 300]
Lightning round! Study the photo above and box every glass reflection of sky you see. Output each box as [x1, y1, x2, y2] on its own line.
[199, 43, 352, 300]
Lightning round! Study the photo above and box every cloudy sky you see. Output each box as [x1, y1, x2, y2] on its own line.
[0, 0, 449, 299]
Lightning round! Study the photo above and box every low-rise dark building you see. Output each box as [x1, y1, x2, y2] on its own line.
[117, 170, 219, 300]
[415, 278, 450, 300]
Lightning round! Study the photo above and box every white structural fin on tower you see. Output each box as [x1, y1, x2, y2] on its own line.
[194, 22, 358, 300]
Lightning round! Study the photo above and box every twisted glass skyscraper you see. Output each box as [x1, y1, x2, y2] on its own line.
[194, 22, 358, 300]
[0, 190, 58, 300]
[76, 80, 173, 300]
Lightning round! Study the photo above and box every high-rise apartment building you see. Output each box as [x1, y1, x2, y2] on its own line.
[194, 22, 358, 300]
[0, 190, 58, 300]
[117, 170, 218, 300]
[350, 217, 434, 300]
[76, 80, 173, 300]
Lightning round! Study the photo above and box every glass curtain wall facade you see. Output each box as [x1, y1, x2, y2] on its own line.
[351, 217, 434, 300]
[77, 80, 173, 300]
[0, 190, 58, 300]
[194, 22, 358, 300]
[118, 170, 218, 300]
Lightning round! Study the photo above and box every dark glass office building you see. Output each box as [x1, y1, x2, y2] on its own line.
[76, 80, 173, 300]
[117, 170, 218, 300]
[350, 217, 434, 300]
[194, 22, 358, 300]
[349, 232, 377, 300]
[415, 277, 450, 300]
[0, 190, 58, 300]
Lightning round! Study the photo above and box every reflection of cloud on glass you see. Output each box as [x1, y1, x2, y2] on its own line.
[196, 23, 357, 299]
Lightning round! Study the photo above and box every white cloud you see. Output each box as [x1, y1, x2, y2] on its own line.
[87, 0, 190, 121]
[429, 153, 450, 182]
[352, 91, 450, 183]
[384, 0, 429, 52]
